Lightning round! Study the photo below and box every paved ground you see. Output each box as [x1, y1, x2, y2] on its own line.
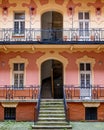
[0, 121, 104, 130]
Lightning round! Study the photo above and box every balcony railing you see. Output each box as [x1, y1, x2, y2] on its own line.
[64, 85, 104, 100]
[0, 28, 104, 44]
[0, 85, 40, 100]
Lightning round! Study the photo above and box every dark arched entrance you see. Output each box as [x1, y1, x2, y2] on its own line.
[41, 60, 63, 99]
[41, 11, 63, 41]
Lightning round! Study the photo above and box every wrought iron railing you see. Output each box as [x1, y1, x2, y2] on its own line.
[63, 86, 70, 122]
[34, 86, 41, 122]
[0, 28, 104, 43]
[0, 85, 39, 100]
[64, 85, 104, 100]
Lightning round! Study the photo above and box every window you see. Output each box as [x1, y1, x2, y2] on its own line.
[13, 63, 24, 89]
[14, 12, 25, 35]
[80, 63, 91, 88]
[85, 107, 97, 120]
[4, 108, 16, 120]
[78, 12, 89, 39]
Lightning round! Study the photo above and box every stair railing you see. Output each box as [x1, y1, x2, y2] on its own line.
[63, 85, 70, 122]
[34, 85, 41, 123]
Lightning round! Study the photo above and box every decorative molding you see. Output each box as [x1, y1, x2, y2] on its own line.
[66, 0, 81, 16]
[76, 55, 95, 86]
[22, 0, 37, 16]
[9, 56, 28, 68]
[0, 0, 16, 20]
[39, 0, 49, 5]
[76, 55, 95, 68]
[9, 56, 28, 85]
[2, 102, 18, 108]
[37, 51, 68, 85]
[87, 0, 104, 16]
[83, 102, 100, 107]
[55, 0, 64, 5]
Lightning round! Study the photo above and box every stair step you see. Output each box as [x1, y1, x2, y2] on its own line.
[37, 122, 68, 125]
[40, 107, 64, 110]
[32, 125, 72, 129]
[38, 117, 66, 121]
[39, 113, 65, 116]
[40, 104, 64, 107]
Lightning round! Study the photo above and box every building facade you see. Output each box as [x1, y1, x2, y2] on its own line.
[0, 0, 104, 121]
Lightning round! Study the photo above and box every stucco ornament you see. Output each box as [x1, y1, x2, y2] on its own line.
[39, 0, 49, 5]
[66, 0, 81, 16]
[55, 0, 64, 5]
[87, 0, 104, 16]
[22, 0, 37, 16]
[0, 0, 16, 21]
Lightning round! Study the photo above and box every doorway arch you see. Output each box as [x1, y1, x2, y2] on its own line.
[41, 11, 63, 41]
[41, 59, 63, 99]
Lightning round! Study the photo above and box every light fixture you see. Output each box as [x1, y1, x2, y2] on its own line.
[3, 7, 8, 15]
[98, 60, 103, 65]
[69, 7, 73, 15]
[30, 7, 35, 15]
[96, 7, 101, 15]
[1, 61, 5, 67]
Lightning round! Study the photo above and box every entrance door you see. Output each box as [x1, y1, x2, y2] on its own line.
[80, 63, 91, 99]
[41, 11, 63, 41]
[41, 60, 63, 99]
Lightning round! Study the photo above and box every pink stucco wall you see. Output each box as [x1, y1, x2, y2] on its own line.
[0, 51, 104, 86]
[0, 51, 44, 86]
[60, 51, 104, 85]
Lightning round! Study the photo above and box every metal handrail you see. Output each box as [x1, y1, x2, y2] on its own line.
[34, 85, 41, 122]
[63, 85, 70, 122]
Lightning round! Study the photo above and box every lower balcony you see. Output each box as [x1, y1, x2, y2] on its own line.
[0, 85, 40, 102]
[64, 85, 104, 102]
[0, 28, 104, 44]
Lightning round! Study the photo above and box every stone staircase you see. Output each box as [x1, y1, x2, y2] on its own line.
[32, 99, 72, 130]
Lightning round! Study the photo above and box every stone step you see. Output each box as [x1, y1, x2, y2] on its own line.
[38, 117, 66, 121]
[41, 99, 63, 102]
[39, 113, 65, 117]
[40, 104, 64, 107]
[40, 107, 64, 110]
[36, 121, 68, 125]
[39, 111, 65, 115]
[32, 125, 72, 130]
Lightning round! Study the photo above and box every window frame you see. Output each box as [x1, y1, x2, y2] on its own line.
[80, 63, 91, 88]
[4, 107, 16, 120]
[13, 63, 25, 89]
[13, 12, 25, 36]
[78, 12, 90, 40]
[85, 107, 97, 120]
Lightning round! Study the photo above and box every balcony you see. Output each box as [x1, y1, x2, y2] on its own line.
[0, 85, 40, 102]
[0, 28, 104, 44]
[64, 85, 104, 102]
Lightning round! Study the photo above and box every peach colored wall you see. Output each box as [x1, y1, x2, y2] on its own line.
[0, 0, 104, 29]
[0, 51, 104, 86]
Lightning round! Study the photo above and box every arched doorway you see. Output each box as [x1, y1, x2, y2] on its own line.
[41, 59, 63, 99]
[41, 11, 63, 41]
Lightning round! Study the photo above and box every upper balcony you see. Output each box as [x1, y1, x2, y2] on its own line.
[0, 28, 104, 45]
